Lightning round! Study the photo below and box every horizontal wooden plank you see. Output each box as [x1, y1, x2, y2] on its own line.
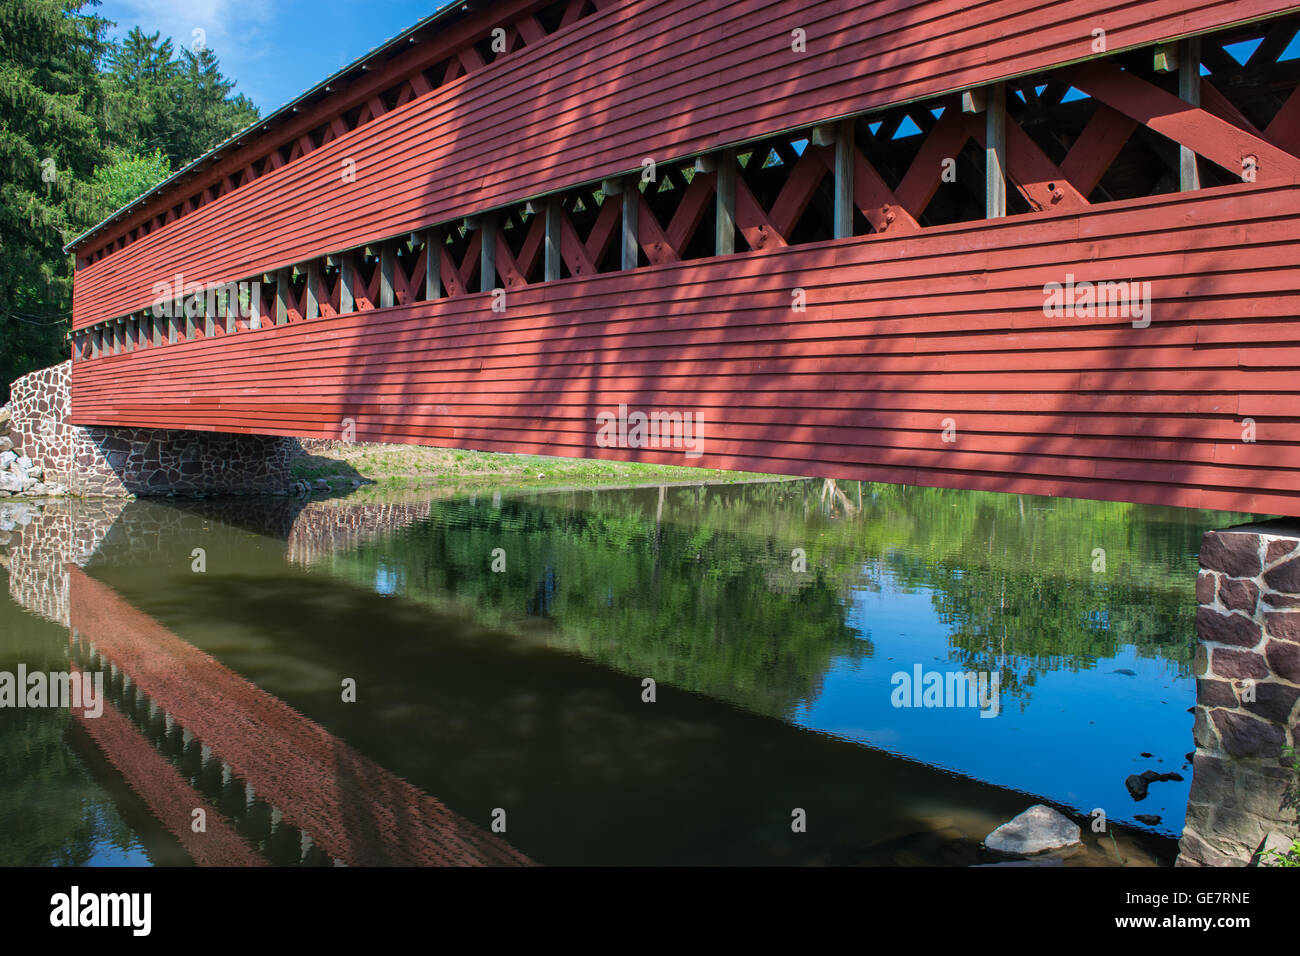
[70, 184, 1300, 514]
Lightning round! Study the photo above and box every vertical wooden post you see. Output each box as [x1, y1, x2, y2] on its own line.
[250, 281, 263, 330]
[834, 119, 854, 239]
[275, 268, 290, 325]
[90, 327, 100, 359]
[339, 252, 355, 314]
[224, 287, 235, 334]
[306, 260, 321, 319]
[986, 82, 1007, 218]
[424, 229, 442, 299]
[480, 216, 497, 293]
[622, 180, 638, 270]
[716, 149, 736, 256]
[544, 200, 562, 281]
[1179, 37, 1201, 191]
[379, 243, 396, 308]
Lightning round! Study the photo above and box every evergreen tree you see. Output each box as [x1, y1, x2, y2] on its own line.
[101, 27, 178, 160]
[0, 0, 107, 395]
[0, 7, 260, 397]
[172, 45, 258, 167]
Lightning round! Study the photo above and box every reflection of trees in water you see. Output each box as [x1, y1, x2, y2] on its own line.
[327, 490, 867, 723]
[874, 485, 1245, 708]
[316, 480, 1252, 722]
[0, 573, 135, 865]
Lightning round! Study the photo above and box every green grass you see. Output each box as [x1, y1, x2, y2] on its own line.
[290, 442, 788, 495]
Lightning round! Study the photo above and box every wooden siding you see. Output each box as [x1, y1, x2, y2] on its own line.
[70, 181, 1300, 515]
[70, 0, 1299, 329]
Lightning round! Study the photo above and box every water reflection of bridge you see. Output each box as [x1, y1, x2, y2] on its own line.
[67, 568, 528, 866]
[4, 497, 528, 866]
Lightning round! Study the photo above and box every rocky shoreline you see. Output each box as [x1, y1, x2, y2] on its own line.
[0, 405, 68, 498]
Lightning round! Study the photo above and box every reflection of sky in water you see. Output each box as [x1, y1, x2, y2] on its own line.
[373, 563, 404, 596]
[793, 574, 1193, 835]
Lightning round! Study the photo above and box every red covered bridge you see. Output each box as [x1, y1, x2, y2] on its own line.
[65, 0, 1300, 514]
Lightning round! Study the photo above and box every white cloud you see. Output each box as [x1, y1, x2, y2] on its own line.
[102, 0, 277, 106]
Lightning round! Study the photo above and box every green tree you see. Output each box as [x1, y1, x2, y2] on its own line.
[100, 27, 178, 160]
[171, 45, 257, 167]
[1, 9, 259, 397]
[0, 0, 108, 395]
[102, 29, 257, 170]
[82, 146, 171, 221]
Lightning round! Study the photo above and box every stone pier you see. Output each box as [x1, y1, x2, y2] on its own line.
[1178, 520, 1300, 866]
[5, 361, 296, 497]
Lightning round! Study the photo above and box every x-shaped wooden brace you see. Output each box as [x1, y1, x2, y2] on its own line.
[1064, 60, 1300, 185]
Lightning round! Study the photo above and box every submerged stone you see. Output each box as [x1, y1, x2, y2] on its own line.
[984, 805, 1081, 856]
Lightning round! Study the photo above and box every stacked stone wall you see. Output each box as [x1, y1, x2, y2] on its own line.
[1179, 520, 1300, 866]
[6, 362, 297, 497]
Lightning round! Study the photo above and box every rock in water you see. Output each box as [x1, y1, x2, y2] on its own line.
[1135, 814, 1162, 826]
[984, 805, 1081, 856]
[1126, 769, 1184, 801]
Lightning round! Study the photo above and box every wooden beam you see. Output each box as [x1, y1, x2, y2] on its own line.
[771, 148, 830, 238]
[379, 243, 396, 307]
[986, 83, 1006, 218]
[249, 284, 262, 330]
[544, 199, 562, 281]
[716, 148, 736, 255]
[275, 268, 290, 325]
[1264, 85, 1300, 158]
[961, 88, 986, 113]
[833, 119, 854, 238]
[306, 260, 321, 319]
[1153, 41, 1179, 73]
[665, 172, 715, 255]
[424, 229, 442, 299]
[734, 176, 787, 250]
[340, 252, 356, 313]
[1066, 61, 1300, 184]
[1179, 37, 1201, 191]
[480, 216, 497, 292]
[893, 108, 972, 220]
[621, 182, 637, 269]
[1059, 105, 1135, 196]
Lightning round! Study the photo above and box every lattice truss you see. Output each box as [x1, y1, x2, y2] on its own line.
[80, 13, 1300, 358]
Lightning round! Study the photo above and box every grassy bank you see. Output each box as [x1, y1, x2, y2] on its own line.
[291, 442, 786, 495]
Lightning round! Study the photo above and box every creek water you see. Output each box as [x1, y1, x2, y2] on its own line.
[0, 479, 1257, 865]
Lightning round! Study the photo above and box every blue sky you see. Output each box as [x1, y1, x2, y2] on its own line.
[96, 0, 455, 114]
